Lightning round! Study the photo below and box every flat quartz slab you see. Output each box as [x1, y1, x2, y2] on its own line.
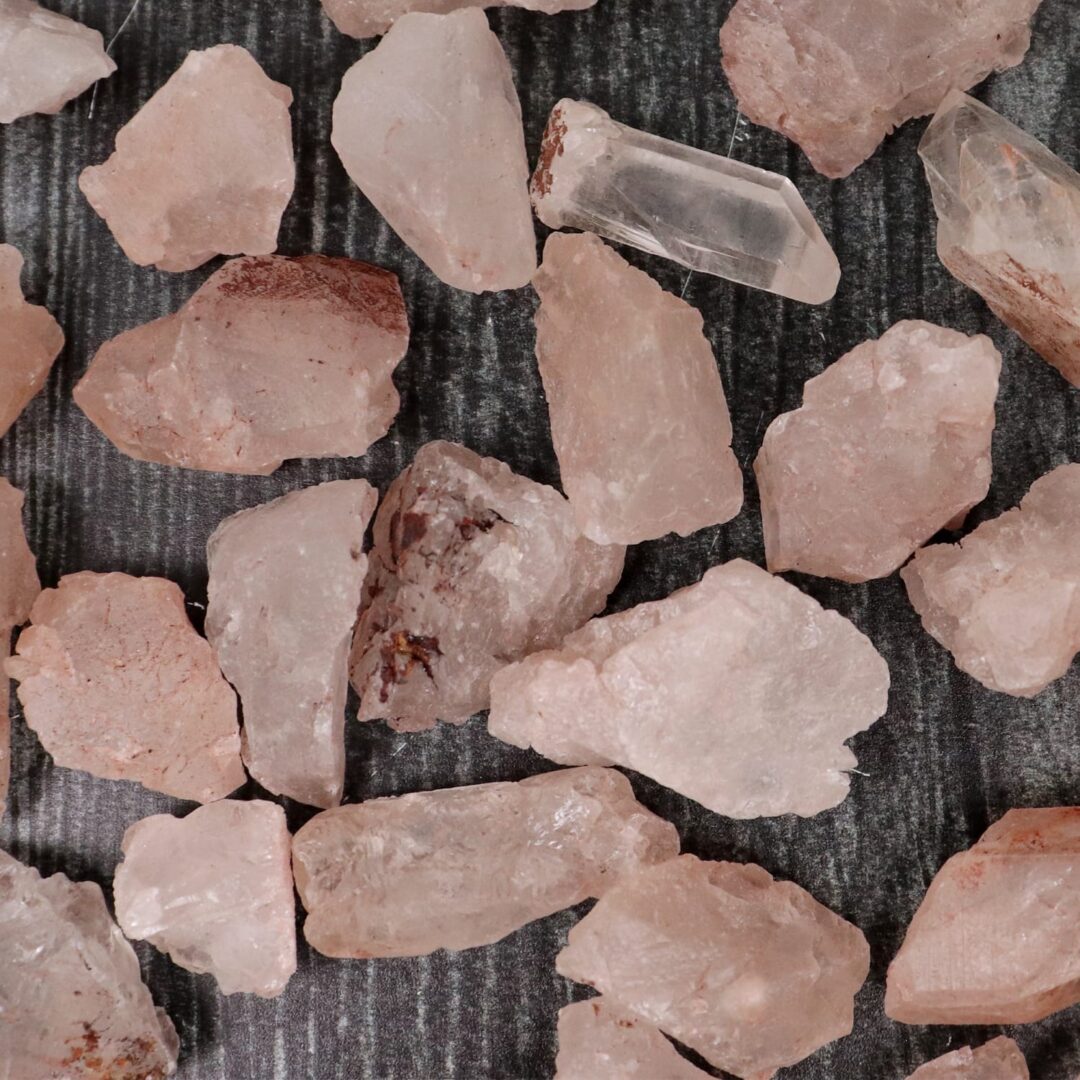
[907, 1037, 1029, 1080]
[321, 0, 594, 39]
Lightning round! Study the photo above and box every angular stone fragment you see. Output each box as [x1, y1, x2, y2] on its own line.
[73, 255, 409, 474]
[557, 854, 870, 1079]
[490, 559, 889, 818]
[349, 441, 624, 731]
[292, 766, 679, 958]
[920, 91, 1080, 387]
[755, 321, 1001, 582]
[531, 99, 840, 304]
[79, 45, 294, 272]
[908, 1037, 1029, 1080]
[0, 849, 179, 1077]
[332, 10, 536, 292]
[887, 808, 1080, 1024]
[322, 0, 594, 39]
[720, 0, 1043, 179]
[901, 463, 1080, 697]
[207, 480, 377, 807]
[114, 800, 296, 998]
[6, 571, 245, 801]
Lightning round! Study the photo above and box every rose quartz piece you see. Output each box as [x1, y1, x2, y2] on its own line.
[0, 849, 178, 1076]
[207, 480, 377, 808]
[349, 441, 624, 731]
[902, 463, 1080, 697]
[719, 0, 1043, 178]
[6, 571, 245, 801]
[114, 800, 296, 998]
[557, 854, 870, 1079]
[322, 0, 594, 39]
[755, 321, 1001, 583]
[331, 10, 536, 293]
[887, 808, 1080, 1024]
[534, 232, 743, 544]
[908, 1037, 1029, 1080]
[489, 559, 890, 818]
[292, 766, 679, 958]
[73, 255, 409, 475]
[79, 45, 294, 272]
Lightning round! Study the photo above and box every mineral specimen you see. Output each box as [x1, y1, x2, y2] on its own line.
[0, 849, 179, 1077]
[6, 571, 245, 801]
[489, 559, 889, 818]
[207, 480, 377, 807]
[557, 854, 870, 1079]
[720, 0, 1043, 178]
[908, 1037, 1029, 1080]
[292, 766, 679, 958]
[920, 91, 1080, 387]
[73, 255, 409, 474]
[79, 45, 294, 272]
[114, 800, 296, 998]
[755, 321, 1001, 582]
[332, 10, 536, 292]
[322, 0, 594, 39]
[349, 441, 624, 731]
[531, 99, 840, 304]
[901, 463, 1080, 697]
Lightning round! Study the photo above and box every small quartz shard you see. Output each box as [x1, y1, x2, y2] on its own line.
[74, 255, 409, 474]
[79, 45, 295, 272]
[755, 321, 1001, 582]
[490, 559, 889, 818]
[6, 571, 245, 801]
[557, 854, 870, 1079]
[332, 10, 536, 292]
[908, 1037, 1029, 1080]
[532, 99, 840, 303]
[293, 766, 679, 958]
[322, 0, 594, 39]
[720, 0, 1043, 178]
[901, 463, 1080, 697]
[886, 808, 1080, 1024]
[114, 800, 296, 998]
[349, 440, 624, 731]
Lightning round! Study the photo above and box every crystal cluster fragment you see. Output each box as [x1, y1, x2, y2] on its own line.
[321, 0, 595, 39]
[908, 1038, 1029, 1080]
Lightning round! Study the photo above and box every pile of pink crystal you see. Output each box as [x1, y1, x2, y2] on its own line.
[321, 0, 594, 39]
[908, 1038, 1029, 1080]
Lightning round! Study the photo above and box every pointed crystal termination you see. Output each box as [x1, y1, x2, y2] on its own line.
[920, 91, 1080, 387]
[530, 99, 840, 304]
[907, 1037, 1029, 1080]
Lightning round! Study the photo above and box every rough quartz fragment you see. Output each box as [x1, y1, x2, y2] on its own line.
[887, 808, 1080, 1024]
[908, 1037, 1029, 1080]
[557, 854, 870, 1079]
[114, 800, 296, 998]
[0, 849, 179, 1077]
[531, 99, 840, 304]
[322, 0, 594, 39]
[901, 463, 1080, 697]
[207, 480, 377, 807]
[720, 0, 1043, 179]
[755, 321, 1001, 582]
[920, 91, 1080, 387]
[490, 559, 889, 818]
[349, 441, 624, 731]
[6, 571, 245, 801]
[292, 766, 679, 958]
[332, 10, 536, 292]
[73, 255, 409, 475]
[79, 45, 295, 272]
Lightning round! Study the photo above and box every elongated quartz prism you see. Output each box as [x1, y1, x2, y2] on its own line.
[531, 99, 840, 304]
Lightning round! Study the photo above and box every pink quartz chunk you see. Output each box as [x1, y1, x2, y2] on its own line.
[489, 559, 889, 819]
[533, 232, 742, 544]
[322, 0, 594, 39]
[887, 808, 1080, 1024]
[114, 800, 296, 998]
[79, 45, 295, 272]
[755, 321, 1001, 583]
[908, 1037, 1029, 1080]
[349, 440, 624, 731]
[292, 766, 679, 958]
[0, 849, 179, 1077]
[901, 463, 1080, 697]
[6, 571, 245, 801]
[73, 255, 409, 475]
[557, 854, 870, 1079]
[207, 480, 378, 808]
[331, 10, 536, 292]
[719, 0, 1043, 179]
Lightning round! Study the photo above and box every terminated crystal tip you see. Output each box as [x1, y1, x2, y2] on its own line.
[530, 98, 840, 304]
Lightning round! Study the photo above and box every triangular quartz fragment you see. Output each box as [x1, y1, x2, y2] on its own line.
[907, 1037, 1029, 1080]
[321, 0, 595, 39]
